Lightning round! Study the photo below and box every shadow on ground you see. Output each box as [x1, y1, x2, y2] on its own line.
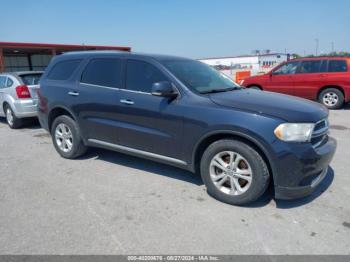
[0, 117, 41, 130]
[81, 148, 203, 186]
[80, 148, 335, 209]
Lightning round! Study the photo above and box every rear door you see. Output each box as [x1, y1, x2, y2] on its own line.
[76, 57, 124, 144]
[293, 60, 327, 100]
[265, 61, 299, 96]
[115, 58, 184, 160]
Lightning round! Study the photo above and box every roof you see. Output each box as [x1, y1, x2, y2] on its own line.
[60, 50, 190, 61]
[290, 56, 350, 61]
[0, 41, 131, 51]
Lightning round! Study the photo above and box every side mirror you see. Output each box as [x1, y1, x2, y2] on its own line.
[151, 81, 178, 98]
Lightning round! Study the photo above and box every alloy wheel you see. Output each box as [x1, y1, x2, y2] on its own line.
[323, 92, 339, 107]
[6, 108, 14, 126]
[209, 151, 253, 195]
[55, 123, 74, 153]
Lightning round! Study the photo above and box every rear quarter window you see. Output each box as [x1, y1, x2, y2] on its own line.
[328, 60, 348, 72]
[47, 59, 82, 80]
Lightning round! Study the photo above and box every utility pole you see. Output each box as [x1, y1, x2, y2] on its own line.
[315, 38, 319, 56]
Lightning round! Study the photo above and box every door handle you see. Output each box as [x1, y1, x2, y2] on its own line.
[68, 91, 79, 96]
[120, 99, 134, 105]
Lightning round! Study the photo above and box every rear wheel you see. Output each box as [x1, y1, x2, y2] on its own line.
[51, 115, 87, 159]
[4, 104, 23, 129]
[200, 139, 270, 205]
[319, 88, 344, 109]
[248, 85, 262, 90]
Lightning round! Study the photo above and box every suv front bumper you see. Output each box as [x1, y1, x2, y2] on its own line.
[273, 136, 336, 200]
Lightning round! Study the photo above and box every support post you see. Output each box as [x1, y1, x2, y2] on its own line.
[0, 48, 4, 72]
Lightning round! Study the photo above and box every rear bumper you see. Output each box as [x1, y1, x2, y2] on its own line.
[273, 136, 337, 200]
[37, 108, 49, 132]
[12, 99, 38, 118]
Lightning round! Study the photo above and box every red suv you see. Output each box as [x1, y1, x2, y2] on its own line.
[241, 57, 350, 109]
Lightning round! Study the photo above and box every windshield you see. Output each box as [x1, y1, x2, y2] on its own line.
[162, 60, 240, 94]
[20, 73, 42, 85]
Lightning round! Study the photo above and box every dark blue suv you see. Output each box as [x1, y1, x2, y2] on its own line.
[37, 51, 336, 205]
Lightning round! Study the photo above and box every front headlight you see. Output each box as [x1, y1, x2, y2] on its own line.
[274, 123, 314, 142]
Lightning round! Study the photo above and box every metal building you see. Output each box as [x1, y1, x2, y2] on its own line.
[0, 42, 131, 72]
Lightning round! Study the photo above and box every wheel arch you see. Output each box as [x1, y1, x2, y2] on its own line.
[247, 84, 263, 90]
[192, 131, 275, 183]
[48, 106, 77, 133]
[318, 85, 345, 100]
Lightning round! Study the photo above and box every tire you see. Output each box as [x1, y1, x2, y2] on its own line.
[318, 88, 344, 109]
[51, 115, 87, 159]
[248, 85, 262, 90]
[4, 104, 23, 129]
[200, 139, 270, 205]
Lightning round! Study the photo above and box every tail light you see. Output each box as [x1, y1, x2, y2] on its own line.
[16, 85, 31, 99]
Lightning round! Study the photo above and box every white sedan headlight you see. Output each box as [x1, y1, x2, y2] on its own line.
[274, 123, 315, 142]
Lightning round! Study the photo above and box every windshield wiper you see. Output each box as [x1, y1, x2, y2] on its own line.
[200, 87, 239, 94]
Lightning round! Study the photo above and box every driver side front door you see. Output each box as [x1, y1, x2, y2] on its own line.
[264, 61, 300, 96]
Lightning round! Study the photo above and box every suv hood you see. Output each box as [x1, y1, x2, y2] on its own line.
[209, 89, 328, 122]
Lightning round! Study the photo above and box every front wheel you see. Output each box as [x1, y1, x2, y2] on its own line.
[200, 139, 270, 205]
[51, 115, 87, 159]
[248, 85, 262, 90]
[318, 88, 344, 109]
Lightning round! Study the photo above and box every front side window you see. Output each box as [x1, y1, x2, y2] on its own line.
[328, 60, 347, 72]
[81, 58, 122, 88]
[162, 59, 240, 94]
[273, 61, 299, 75]
[47, 60, 82, 80]
[297, 60, 323, 74]
[126, 60, 168, 93]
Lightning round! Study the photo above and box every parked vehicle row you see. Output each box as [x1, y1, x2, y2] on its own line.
[241, 57, 350, 109]
[0, 71, 43, 128]
[31, 51, 336, 205]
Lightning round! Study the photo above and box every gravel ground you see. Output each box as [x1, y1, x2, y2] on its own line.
[0, 106, 349, 255]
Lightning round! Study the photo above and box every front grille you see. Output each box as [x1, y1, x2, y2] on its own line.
[311, 119, 329, 148]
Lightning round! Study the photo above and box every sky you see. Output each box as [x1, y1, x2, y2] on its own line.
[1, 0, 350, 58]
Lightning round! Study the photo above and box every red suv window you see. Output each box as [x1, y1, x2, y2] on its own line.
[328, 60, 347, 72]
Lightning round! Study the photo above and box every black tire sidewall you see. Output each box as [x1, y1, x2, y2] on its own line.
[200, 140, 269, 205]
[51, 115, 84, 159]
[319, 88, 344, 109]
[249, 85, 262, 90]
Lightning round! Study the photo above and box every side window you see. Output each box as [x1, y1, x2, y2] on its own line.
[6, 77, 14, 87]
[319, 60, 328, 72]
[81, 58, 122, 88]
[126, 60, 168, 93]
[0, 76, 6, 89]
[47, 59, 82, 80]
[273, 62, 299, 75]
[297, 60, 322, 74]
[328, 60, 347, 72]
